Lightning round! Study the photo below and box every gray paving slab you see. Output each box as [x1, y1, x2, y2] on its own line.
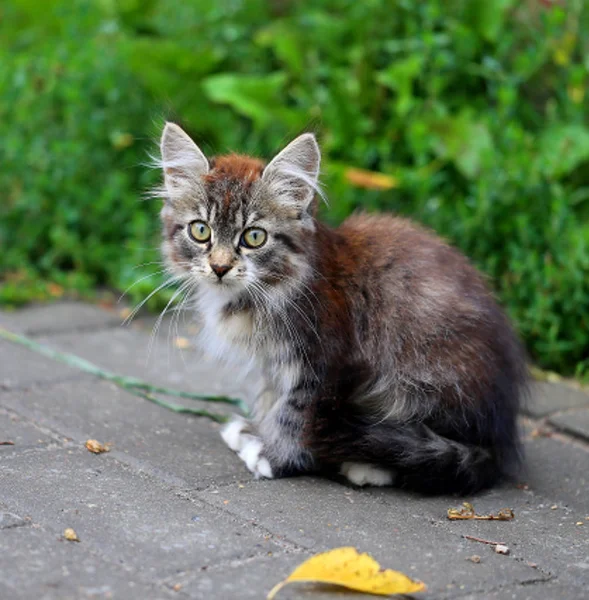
[0, 524, 176, 600]
[171, 552, 397, 600]
[0, 406, 64, 449]
[0, 339, 81, 390]
[526, 382, 589, 418]
[1, 302, 589, 600]
[0, 448, 282, 580]
[456, 580, 586, 600]
[0, 379, 247, 487]
[520, 435, 589, 512]
[549, 408, 589, 443]
[413, 485, 589, 589]
[194, 477, 547, 599]
[43, 327, 257, 404]
[130, 310, 200, 342]
[0, 302, 120, 335]
[0, 504, 29, 529]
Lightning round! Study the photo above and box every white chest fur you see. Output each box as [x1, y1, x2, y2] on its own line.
[195, 287, 256, 362]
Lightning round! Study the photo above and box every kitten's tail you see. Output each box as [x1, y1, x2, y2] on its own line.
[311, 418, 520, 495]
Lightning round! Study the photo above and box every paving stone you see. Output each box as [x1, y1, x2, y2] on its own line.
[0, 406, 63, 449]
[172, 552, 388, 599]
[0, 339, 80, 389]
[44, 328, 257, 404]
[0, 504, 28, 530]
[456, 580, 587, 600]
[548, 408, 589, 443]
[130, 311, 199, 342]
[415, 485, 589, 590]
[0, 302, 120, 335]
[0, 525, 176, 600]
[2, 302, 589, 600]
[194, 477, 545, 598]
[0, 379, 248, 487]
[0, 448, 282, 579]
[525, 382, 589, 418]
[521, 435, 589, 512]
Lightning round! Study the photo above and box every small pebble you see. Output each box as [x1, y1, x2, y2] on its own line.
[494, 544, 510, 555]
[467, 555, 481, 563]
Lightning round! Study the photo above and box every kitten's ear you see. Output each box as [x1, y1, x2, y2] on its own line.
[262, 133, 321, 210]
[160, 122, 209, 195]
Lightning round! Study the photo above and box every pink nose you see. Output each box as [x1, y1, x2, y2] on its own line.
[211, 264, 232, 278]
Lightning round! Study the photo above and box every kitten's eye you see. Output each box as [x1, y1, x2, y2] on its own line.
[241, 227, 267, 249]
[189, 221, 211, 243]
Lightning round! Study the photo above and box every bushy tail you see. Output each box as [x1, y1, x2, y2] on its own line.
[310, 418, 519, 495]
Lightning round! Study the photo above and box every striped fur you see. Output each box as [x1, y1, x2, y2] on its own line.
[158, 122, 529, 495]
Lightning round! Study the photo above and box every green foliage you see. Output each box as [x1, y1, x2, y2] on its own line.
[1, 0, 588, 375]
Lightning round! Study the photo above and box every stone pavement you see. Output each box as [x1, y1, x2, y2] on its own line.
[0, 302, 588, 600]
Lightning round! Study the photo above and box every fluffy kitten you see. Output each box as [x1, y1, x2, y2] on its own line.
[158, 122, 528, 495]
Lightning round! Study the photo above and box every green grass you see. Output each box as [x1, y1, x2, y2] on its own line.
[1, 0, 588, 376]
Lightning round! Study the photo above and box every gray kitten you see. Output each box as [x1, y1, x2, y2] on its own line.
[157, 122, 528, 494]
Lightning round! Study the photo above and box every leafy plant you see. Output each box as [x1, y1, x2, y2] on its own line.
[1, 0, 588, 376]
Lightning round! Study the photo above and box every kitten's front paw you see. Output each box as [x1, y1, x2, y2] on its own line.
[220, 416, 251, 452]
[238, 437, 274, 479]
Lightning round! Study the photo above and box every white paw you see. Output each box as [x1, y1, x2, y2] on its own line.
[340, 462, 394, 487]
[238, 437, 274, 479]
[220, 417, 249, 452]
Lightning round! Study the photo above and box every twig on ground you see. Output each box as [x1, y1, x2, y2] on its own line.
[462, 534, 505, 546]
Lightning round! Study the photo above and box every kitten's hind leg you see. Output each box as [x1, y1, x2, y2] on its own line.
[340, 462, 395, 487]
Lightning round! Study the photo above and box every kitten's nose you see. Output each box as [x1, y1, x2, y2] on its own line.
[210, 263, 232, 279]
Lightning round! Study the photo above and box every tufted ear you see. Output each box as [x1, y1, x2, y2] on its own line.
[262, 133, 321, 211]
[160, 122, 209, 196]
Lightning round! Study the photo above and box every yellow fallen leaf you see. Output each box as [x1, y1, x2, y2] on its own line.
[266, 547, 426, 599]
[345, 168, 399, 190]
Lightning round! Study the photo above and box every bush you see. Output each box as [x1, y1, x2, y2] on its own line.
[1, 0, 588, 376]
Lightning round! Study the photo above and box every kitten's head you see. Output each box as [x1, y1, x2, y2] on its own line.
[158, 123, 321, 299]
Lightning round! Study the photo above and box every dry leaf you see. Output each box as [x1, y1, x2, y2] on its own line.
[63, 528, 80, 542]
[447, 502, 514, 521]
[85, 439, 110, 454]
[47, 283, 64, 297]
[266, 547, 426, 599]
[467, 555, 481, 564]
[119, 307, 132, 320]
[530, 426, 552, 438]
[174, 336, 191, 349]
[345, 168, 399, 190]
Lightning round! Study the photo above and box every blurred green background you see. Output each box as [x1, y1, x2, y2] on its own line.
[1, 0, 588, 376]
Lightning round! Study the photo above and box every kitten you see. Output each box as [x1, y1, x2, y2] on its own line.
[157, 122, 528, 495]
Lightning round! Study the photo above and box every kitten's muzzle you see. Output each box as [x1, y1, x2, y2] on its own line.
[210, 263, 232, 279]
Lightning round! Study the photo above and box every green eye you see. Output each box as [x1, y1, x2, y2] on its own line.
[241, 228, 267, 249]
[189, 221, 211, 243]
